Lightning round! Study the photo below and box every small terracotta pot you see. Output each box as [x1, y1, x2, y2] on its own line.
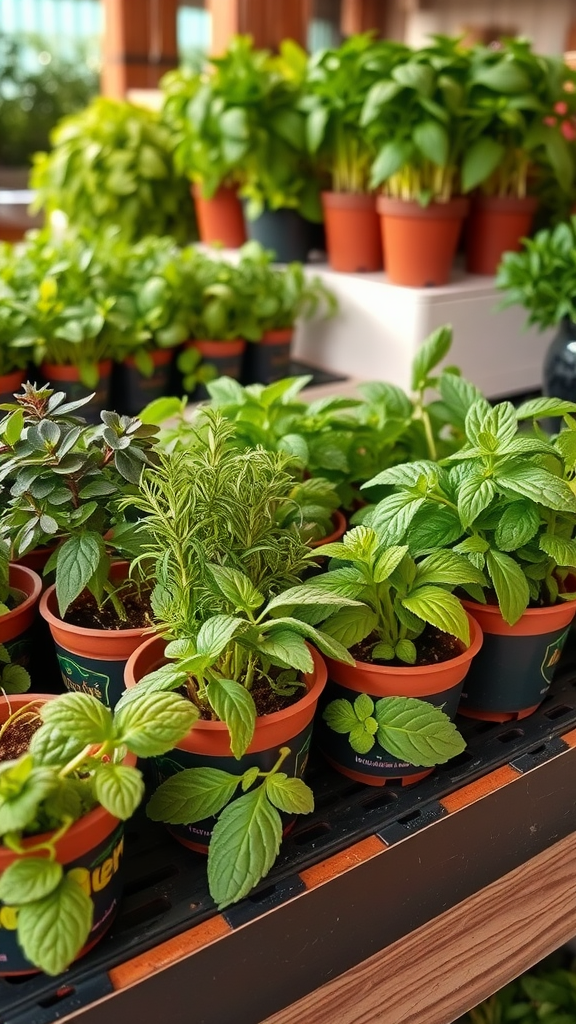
[0, 564, 42, 686]
[14, 544, 58, 577]
[115, 347, 173, 417]
[41, 360, 113, 424]
[39, 562, 154, 709]
[465, 195, 538, 275]
[0, 693, 133, 975]
[377, 196, 469, 287]
[0, 368, 26, 405]
[309, 509, 348, 550]
[125, 635, 327, 851]
[192, 184, 246, 249]
[322, 192, 383, 273]
[243, 328, 293, 385]
[459, 597, 576, 722]
[319, 613, 483, 786]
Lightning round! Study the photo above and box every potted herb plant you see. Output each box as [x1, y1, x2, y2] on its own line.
[361, 36, 470, 287]
[161, 60, 248, 248]
[0, 383, 160, 707]
[496, 217, 576, 405]
[363, 395, 576, 721]
[462, 39, 576, 275]
[30, 97, 195, 244]
[0, 687, 197, 975]
[118, 412, 359, 907]
[0, 540, 40, 691]
[305, 34, 408, 273]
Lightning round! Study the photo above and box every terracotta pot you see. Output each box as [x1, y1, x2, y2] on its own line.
[377, 196, 469, 287]
[318, 613, 483, 786]
[39, 562, 154, 709]
[114, 347, 174, 417]
[322, 192, 383, 273]
[15, 543, 58, 578]
[0, 564, 42, 685]
[0, 693, 133, 975]
[41, 360, 113, 424]
[192, 184, 246, 249]
[243, 328, 293, 385]
[125, 635, 327, 851]
[309, 509, 348, 550]
[465, 195, 538, 275]
[0, 368, 25, 406]
[459, 597, 576, 722]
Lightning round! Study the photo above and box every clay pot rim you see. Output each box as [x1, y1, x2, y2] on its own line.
[309, 509, 347, 549]
[41, 359, 113, 382]
[462, 596, 576, 636]
[187, 339, 246, 357]
[0, 368, 26, 387]
[470, 194, 538, 213]
[124, 348, 173, 369]
[0, 694, 135, 868]
[322, 191, 378, 210]
[328, 611, 483, 678]
[124, 635, 327, 741]
[7, 563, 42, 616]
[377, 196, 470, 219]
[259, 327, 293, 344]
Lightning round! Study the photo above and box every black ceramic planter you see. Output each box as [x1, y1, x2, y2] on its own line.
[114, 350, 174, 417]
[543, 317, 576, 406]
[243, 207, 311, 263]
[243, 329, 293, 384]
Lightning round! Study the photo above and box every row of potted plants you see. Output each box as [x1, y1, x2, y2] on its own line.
[2, 327, 576, 978]
[161, 33, 576, 283]
[0, 230, 336, 419]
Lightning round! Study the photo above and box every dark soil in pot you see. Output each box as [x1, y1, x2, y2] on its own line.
[351, 625, 463, 668]
[63, 588, 154, 632]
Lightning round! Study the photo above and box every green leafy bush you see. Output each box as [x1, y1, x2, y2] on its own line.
[496, 217, 576, 330]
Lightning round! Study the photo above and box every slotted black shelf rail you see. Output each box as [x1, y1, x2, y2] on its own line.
[2, 641, 576, 1024]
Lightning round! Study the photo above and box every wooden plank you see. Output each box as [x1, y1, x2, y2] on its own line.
[261, 829, 576, 1024]
[101, 0, 178, 97]
[207, 0, 311, 55]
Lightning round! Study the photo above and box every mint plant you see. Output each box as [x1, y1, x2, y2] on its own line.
[363, 397, 576, 624]
[496, 217, 576, 330]
[0, 383, 159, 618]
[0, 689, 198, 975]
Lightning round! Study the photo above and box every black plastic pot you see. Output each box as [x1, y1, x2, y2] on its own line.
[41, 361, 113, 425]
[543, 318, 576, 429]
[114, 350, 174, 417]
[243, 329, 293, 385]
[243, 207, 311, 263]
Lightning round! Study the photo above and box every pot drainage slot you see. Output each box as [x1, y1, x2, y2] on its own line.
[397, 810, 421, 825]
[292, 822, 331, 846]
[123, 863, 179, 896]
[39, 985, 75, 1008]
[438, 750, 474, 771]
[362, 790, 399, 810]
[497, 728, 524, 742]
[544, 704, 572, 720]
[115, 896, 171, 931]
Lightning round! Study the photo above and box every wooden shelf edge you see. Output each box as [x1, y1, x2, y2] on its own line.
[262, 829, 576, 1024]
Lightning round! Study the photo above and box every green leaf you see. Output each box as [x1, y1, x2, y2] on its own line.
[207, 565, 264, 613]
[55, 531, 104, 616]
[396, 639, 417, 664]
[411, 326, 452, 391]
[29, 725, 86, 767]
[465, 400, 492, 445]
[539, 533, 576, 568]
[257, 629, 314, 673]
[265, 774, 314, 815]
[472, 60, 530, 93]
[516, 397, 576, 420]
[457, 474, 496, 528]
[0, 858, 63, 905]
[495, 464, 576, 514]
[482, 402, 518, 446]
[437, 373, 485, 427]
[354, 693, 374, 721]
[41, 693, 113, 746]
[413, 120, 448, 167]
[402, 585, 470, 643]
[374, 696, 466, 767]
[486, 549, 530, 625]
[461, 137, 505, 192]
[370, 494, 425, 545]
[196, 615, 245, 658]
[92, 763, 144, 820]
[1, 664, 31, 694]
[373, 545, 408, 583]
[342, 525, 379, 561]
[207, 678, 256, 759]
[147, 767, 240, 823]
[207, 787, 282, 908]
[349, 722, 377, 753]
[17, 873, 93, 976]
[307, 105, 329, 153]
[265, 584, 360, 614]
[370, 139, 412, 187]
[495, 501, 541, 551]
[114, 691, 199, 757]
[372, 642, 395, 660]
[4, 409, 23, 447]
[323, 698, 359, 734]
[415, 550, 486, 586]
[321, 605, 377, 647]
[0, 766, 56, 833]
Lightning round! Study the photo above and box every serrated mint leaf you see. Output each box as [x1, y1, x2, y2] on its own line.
[375, 696, 466, 767]
[438, 373, 484, 427]
[495, 501, 541, 551]
[196, 615, 245, 658]
[354, 693, 374, 721]
[17, 873, 93, 976]
[208, 787, 282, 907]
[55, 532, 104, 616]
[257, 629, 314, 673]
[93, 763, 144, 820]
[241, 766, 260, 792]
[364, 461, 437, 491]
[1, 664, 31, 693]
[147, 767, 240, 824]
[29, 725, 86, 767]
[114, 663, 192, 710]
[486, 549, 530, 625]
[402, 586, 470, 644]
[265, 584, 360, 613]
[342, 526, 379, 561]
[323, 698, 358, 733]
[372, 642, 395, 660]
[321, 605, 377, 647]
[539, 533, 576, 568]
[373, 545, 408, 583]
[396, 639, 417, 664]
[41, 693, 114, 746]
[495, 464, 576, 514]
[265, 774, 314, 815]
[370, 494, 425, 545]
[349, 722, 377, 753]
[114, 691, 199, 756]
[0, 767, 56, 833]
[207, 678, 256, 759]
[307, 567, 365, 600]
[411, 325, 452, 391]
[457, 474, 496, 528]
[481, 402, 517, 446]
[0, 858, 63, 905]
[207, 564, 264, 612]
[516, 397, 576, 420]
[465, 400, 492, 445]
[415, 550, 486, 586]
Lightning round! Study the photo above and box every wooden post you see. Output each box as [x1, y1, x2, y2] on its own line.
[340, 0, 389, 37]
[207, 0, 312, 56]
[101, 0, 178, 99]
